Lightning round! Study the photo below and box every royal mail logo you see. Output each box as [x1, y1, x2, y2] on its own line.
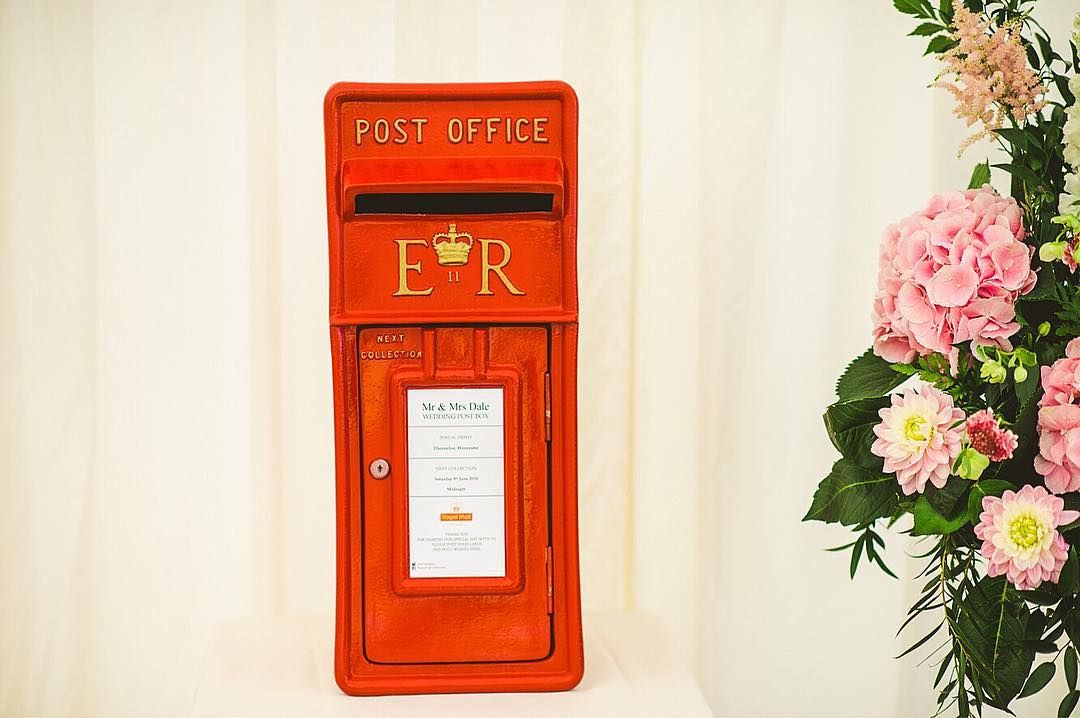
[440, 503, 473, 522]
[431, 224, 474, 266]
[393, 223, 525, 297]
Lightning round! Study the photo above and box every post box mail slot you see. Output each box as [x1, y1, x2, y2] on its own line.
[324, 82, 583, 696]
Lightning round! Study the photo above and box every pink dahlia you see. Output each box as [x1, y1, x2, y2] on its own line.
[975, 485, 1079, 590]
[871, 385, 965, 495]
[1035, 339, 1080, 493]
[965, 409, 1018, 462]
[872, 187, 1036, 373]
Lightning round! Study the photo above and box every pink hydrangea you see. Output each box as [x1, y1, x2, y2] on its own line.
[872, 187, 1036, 373]
[1035, 338, 1080, 493]
[975, 485, 1079, 590]
[965, 409, 1018, 462]
[871, 385, 965, 495]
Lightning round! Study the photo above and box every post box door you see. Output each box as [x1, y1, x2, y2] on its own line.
[358, 325, 551, 664]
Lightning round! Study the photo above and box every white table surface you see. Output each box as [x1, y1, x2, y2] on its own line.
[193, 611, 714, 717]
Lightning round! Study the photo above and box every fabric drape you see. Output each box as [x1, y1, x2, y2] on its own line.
[3, 1, 1076, 715]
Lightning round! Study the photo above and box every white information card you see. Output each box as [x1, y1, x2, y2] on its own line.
[406, 387, 506, 578]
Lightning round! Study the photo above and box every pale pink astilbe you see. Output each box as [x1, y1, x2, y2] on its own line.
[936, 6, 1047, 153]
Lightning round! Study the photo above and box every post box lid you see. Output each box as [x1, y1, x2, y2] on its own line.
[324, 82, 578, 326]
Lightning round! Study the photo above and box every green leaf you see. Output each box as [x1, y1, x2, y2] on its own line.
[954, 575, 1034, 706]
[1015, 362, 1039, 405]
[890, 362, 919, 376]
[1018, 269, 1055, 302]
[1061, 690, 1080, 718]
[968, 161, 991, 189]
[992, 162, 1045, 189]
[1026, 610, 1048, 641]
[925, 35, 958, 55]
[1028, 639, 1059, 654]
[849, 533, 864, 579]
[803, 458, 897, 526]
[938, 0, 953, 22]
[1015, 348, 1037, 366]
[823, 397, 890, 470]
[1036, 32, 1060, 65]
[896, 621, 944, 658]
[955, 447, 990, 481]
[1060, 548, 1080, 595]
[925, 476, 970, 516]
[1021, 587, 1061, 606]
[994, 128, 1030, 151]
[994, 397, 1040, 483]
[1068, 647, 1078, 690]
[1069, 615, 1080, 659]
[910, 21, 944, 36]
[966, 479, 1016, 524]
[1019, 661, 1056, 699]
[1056, 74, 1076, 107]
[1026, 42, 1041, 71]
[913, 494, 970, 535]
[835, 349, 907, 402]
[894, 0, 927, 15]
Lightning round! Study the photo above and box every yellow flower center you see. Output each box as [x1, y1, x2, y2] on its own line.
[1008, 512, 1045, 551]
[903, 414, 934, 443]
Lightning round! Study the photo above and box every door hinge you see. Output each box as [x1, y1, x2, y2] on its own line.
[544, 372, 552, 442]
[545, 545, 554, 614]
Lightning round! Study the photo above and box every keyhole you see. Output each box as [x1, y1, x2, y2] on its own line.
[369, 458, 390, 479]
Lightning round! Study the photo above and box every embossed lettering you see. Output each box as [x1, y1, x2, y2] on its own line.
[393, 239, 434, 296]
[476, 239, 524, 296]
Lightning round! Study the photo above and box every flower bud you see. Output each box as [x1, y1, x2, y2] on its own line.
[1014, 365, 1028, 383]
[1040, 241, 1067, 262]
[1039, 321, 1051, 337]
[981, 361, 1007, 384]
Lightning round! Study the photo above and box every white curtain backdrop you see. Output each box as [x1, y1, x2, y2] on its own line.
[3, 1, 1078, 716]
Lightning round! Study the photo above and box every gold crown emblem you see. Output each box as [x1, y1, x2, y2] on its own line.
[432, 223, 474, 266]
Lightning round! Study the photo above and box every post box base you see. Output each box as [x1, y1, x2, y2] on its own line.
[334, 654, 584, 696]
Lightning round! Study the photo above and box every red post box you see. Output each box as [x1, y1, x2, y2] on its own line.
[323, 82, 583, 696]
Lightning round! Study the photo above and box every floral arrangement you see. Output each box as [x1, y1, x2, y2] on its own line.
[804, 1, 1080, 714]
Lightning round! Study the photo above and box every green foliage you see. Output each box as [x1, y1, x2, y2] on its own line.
[1018, 266, 1058, 302]
[913, 494, 971, 535]
[835, 349, 908, 402]
[1019, 661, 1055, 698]
[992, 394, 1041, 485]
[1061, 549, 1080, 596]
[1054, 283, 1080, 340]
[954, 575, 1034, 707]
[955, 447, 990, 480]
[1062, 690, 1080, 718]
[893, 0, 932, 18]
[823, 397, 890, 470]
[829, 523, 898, 579]
[803, 459, 897, 527]
[965, 479, 1014, 524]
[1065, 648, 1080, 716]
[968, 161, 992, 188]
[926, 476, 971, 516]
[1015, 357, 1039, 405]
